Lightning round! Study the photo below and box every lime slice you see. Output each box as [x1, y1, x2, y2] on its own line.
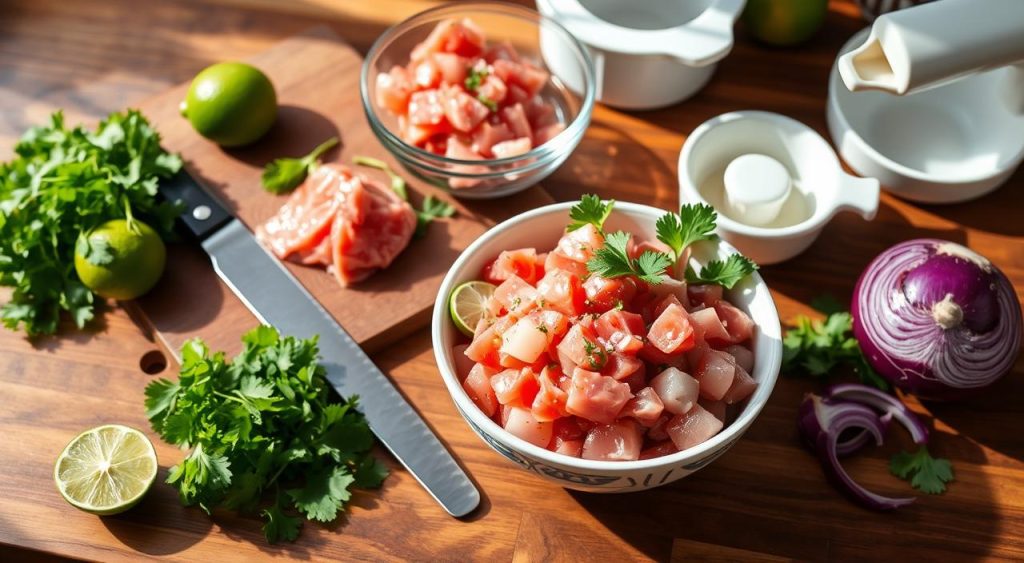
[54, 424, 159, 515]
[449, 281, 496, 337]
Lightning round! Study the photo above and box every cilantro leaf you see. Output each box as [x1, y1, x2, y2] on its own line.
[478, 95, 498, 112]
[587, 231, 670, 284]
[684, 254, 759, 289]
[353, 155, 408, 201]
[781, 308, 888, 390]
[75, 235, 114, 266]
[568, 194, 614, 232]
[656, 203, 717, 259]
[262, 137, 340, 194]
[890, 446, 954, 494]
[0, 109, 182, 336]
[635, 251, 674, 285]
[144, 326, 388, 543]
[416, 195, 456, 238]
[464, 66, 488, 92]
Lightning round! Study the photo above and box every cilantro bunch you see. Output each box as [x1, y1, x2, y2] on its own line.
[145, 326, 388, 543]
[569, 194, 758, 288]
[0, 110, 183, 335]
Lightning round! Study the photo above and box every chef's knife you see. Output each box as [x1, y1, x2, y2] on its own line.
[160, 171, 480, 517]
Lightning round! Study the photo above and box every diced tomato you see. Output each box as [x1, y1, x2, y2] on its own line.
[596, 308, 645, 354]
[533, 123, 565, 146]
[411, 18, 485, 61]
[471, 120, 514, 157]
[689, 307, 731, 343]
[529, 309, 569, 345]
[453, 344, 475, 380]
[501, 317, 549, 363]
[699, 399, 727, 423]
[695, 349, 736, 401]
[629, 239, 672, 260]
[639, 441, 678, 460]
[486, 248, 541, 285]
[463, 363, 498, 417]
[536, 269, 586, 317]
[646, 278, 688, 312]
[400, 115, 451, 147]
[431, 52, 469, 84]
[491, 137, 532, 159]
[647, 303, 696, 355]
[504, 406, 552, 448]
[565, 367, 632, 425]
[476, 74, 508, 105]
[556, 224, 604, 263]
[653, 294, 685, 320]
[532, 366, 569, 422]
[443, 86, 491, 133]
[620, 367, 647, 394]
[714, 301, 755, 343]
[492, 274, 539, 316]
[544, 250, 589, 278]
[524, 95, 557, 128]
[499, 102, 532, 139]
[375, 65, 413, 116]
[602, 352, 644, 381]
[412, 58, 441, 89]
[498, 352, 529, 370]
[722, 364, 757, 405]
[723, 344, 754, 373]
[584, 276, 638, 313]
[491, 367, 540, 408]
[581, 420, 642, 461]
[620, 387, 665, 426]
[408, 89, 446, 125]
[688, 284, 723, 308]
[465, 325, 501, 367]
[492, 59, 549, 97]
[505, 83, 531, 105]
[650, 367, 699, 415]
[666, 404, 724, 451]
[484, 40, 520, 63]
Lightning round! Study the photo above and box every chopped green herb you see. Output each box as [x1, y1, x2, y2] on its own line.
[536, 324, 548, 334]
[568, 194, 615, 232]
[465, 67, 488, 92]
[890, 446, 954, 494]
[655, 203, 717, 260]
[478, 95, 498, 112]
[587, 231, 671, 285]
[685, 254, 759, 289]
[262, 137, 339, 194]
[782, 309, 888, 390]
[415, 195, 456, 238]
[145, 326, 388, 544]
[583, 339, 608, 370]
[353, 155, 408, 201]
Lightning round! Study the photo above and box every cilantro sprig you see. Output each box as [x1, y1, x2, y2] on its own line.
[685, 255, 759, 289]
[262, 137, 339, 194]
[568, 194, 615, 232]
[890, 446, 954, 494]
[587, 231, 671, 285]
[0, 110, 182, 336]
[781, 299, 888, 390]
[145, 326, 388, 543]
[656, 203, 717, 260]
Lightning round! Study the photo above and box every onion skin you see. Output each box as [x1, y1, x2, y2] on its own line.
[852, 239, 1023, 400]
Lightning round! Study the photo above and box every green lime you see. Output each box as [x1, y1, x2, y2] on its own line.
[54, 424, 158, 516]
[74, 219, 166, 300]
[180, 61, 277, 147]
[742, 0, 828, 46]
[449, 281, 496, 337]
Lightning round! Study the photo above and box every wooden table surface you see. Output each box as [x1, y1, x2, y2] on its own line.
[2, 1, 1023, 561]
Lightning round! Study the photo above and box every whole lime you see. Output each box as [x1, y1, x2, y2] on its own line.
[742, 0, 828, 46]
[74, 219, 167, 300]
[180, 62, 277, 147]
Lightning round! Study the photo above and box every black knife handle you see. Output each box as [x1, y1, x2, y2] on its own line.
[160, 171, 233, 240]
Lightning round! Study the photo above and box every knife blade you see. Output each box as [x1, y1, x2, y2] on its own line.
[159, 171, 480, 517]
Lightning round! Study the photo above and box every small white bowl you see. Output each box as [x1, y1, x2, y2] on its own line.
[679, 111, 880, 265]
[536, 0, 745, 109]
[431, 201, 783, 492]
[827, 29, 1024, 204]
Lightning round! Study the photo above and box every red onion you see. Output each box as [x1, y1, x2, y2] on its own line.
[852, 239, 1022, 400]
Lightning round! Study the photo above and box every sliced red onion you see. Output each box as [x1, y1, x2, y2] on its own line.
[798, 394, 915, 511]
[852, 239, 1022, 400]
[826, 383, 928, 445]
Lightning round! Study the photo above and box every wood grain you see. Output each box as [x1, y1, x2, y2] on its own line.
[1, 0, 1023, 562]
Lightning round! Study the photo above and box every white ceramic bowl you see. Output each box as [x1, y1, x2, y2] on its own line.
[827, 29, 1024, 204]
[679, 111, 879, 265]
[431, 201, 783, 492]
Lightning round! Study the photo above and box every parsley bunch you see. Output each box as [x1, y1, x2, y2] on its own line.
[0, 110, 183, 335]
[570, 194, 758, 288]
[145, 326, 388, 543]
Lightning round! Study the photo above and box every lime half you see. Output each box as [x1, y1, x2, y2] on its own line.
[54, 424, 158, 515]
[449, 281, 496, 337]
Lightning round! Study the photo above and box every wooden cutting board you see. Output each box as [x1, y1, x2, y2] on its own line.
[132, 26, 553, 356]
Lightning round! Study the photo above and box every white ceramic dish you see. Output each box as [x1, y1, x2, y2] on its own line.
[431, 201, 783, 493]
[536, 0, 745, 109]
[828, 29, 1024, 204]
[679, 111, 879, 265]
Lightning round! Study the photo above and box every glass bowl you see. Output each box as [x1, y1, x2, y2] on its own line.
[360, 2, 595, 199]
